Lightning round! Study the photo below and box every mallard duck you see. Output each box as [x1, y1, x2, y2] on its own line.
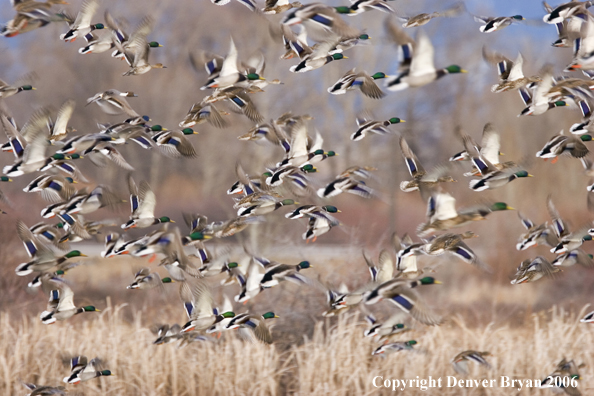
[363, 249, 394, 283]
[568, 89, 594, 135]
[199, 259, 240, 282]
[290, 42, 348, 73]
[15, 220, 87, 276]
[40, 277, 99, 324]
[237, 197, 297, 217]
[483, 50, 540, 93]
[544, 1, 593, 24]
[127, 268, 174, 289]
[317, 173, 375, 198]
[363, 277, 442, 325]
[237, 122, 286, 150]
[510, 256, 560, 284]
[45, 99, 76, 142]
[82, 142, 135, 170]
[339, 165, 377, 179]
[286, 205, 341, 241]
[263, 0, 302, 14]
[121, 44, 166, 75]
[540, 358, 583, 396]
[228, 52, 275, 90]
[180, 102, 229, 129]
[235, 257, 265, 303]
[60, 0, 104, 42]
[451, 351, 491, 375]
[101, 232, 125, 257]
[385, 30, 466, 91]
[181, 212, 211, 245]
[282, 4, 360, 41]
[225, 312, 278, 344]
[417, 189, 513, 237]
[0, 107, 49, 156]
[0, 76, 36, 98]
[549, 79, 594, 104]
[23, 175, 76, 202]
[133, 229, 201, 281]
[119, 17, 166, 76]
[201, 39, 265, 90]
[329, 33, 371, 54]
[351, 115, 404, 141]
[78, 29, 115, 54]
[38, 153, 86, 182]
[318, 283, 353, 317]
[543, 1, 582, 46]
[234, 190, 282, 210]
[551, 226, 592, 254]
[474, 15, 524, 33]
[279, 24, 307, 59]
[536, 131, 591, 162]
[98, 120, 156, 148]
[191, 240, 213, 270]
[266, 165, 316, 194]
[519, 66, 568, 116]
[122, 175, 174, 229]
[363, 312, 409, 339]
[393, 233, 427, 278]
[203, 216, 264, 238]
[28, 222, 68, 251]
[259, 259, 312, 288]
[55, 212, 94, 241]
[553, 249, 594, 267]
[181, 281, 235, 332]
[105, 12, 162, 61]
[421, 231, 492, 272]
[372, 340, 417, 355]
[63, 356, 112, 384]
[581, 310, 594, 322]
[59, 217, 118, 244]
[450, 124, 507, 177]
[2, 115, 51, 177]
[228, 162, 269, 196]
[86, 89, 139, 117]
[285, 205, 340, 219]
[275, 121, 325, 166]
[61, 185, 123, 215]
[396, 2, 463, 27]
[2, 0, 68, 37]
[328, 68, 388, 99]
[203, 86, 264, 123]
[399, 136, 456, 192]
[348, 0, 393, 15]
[463, 135, 532, 191]
[195, 50, 225, 83]
[151, 128, 198, 158]
[152, 323, 183, 345]
[516, 212, 559, 251]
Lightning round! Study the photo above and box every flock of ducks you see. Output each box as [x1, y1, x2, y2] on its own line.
[3, 0, 594, 395]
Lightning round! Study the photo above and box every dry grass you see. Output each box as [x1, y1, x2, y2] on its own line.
[1, 302, 593, 395]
